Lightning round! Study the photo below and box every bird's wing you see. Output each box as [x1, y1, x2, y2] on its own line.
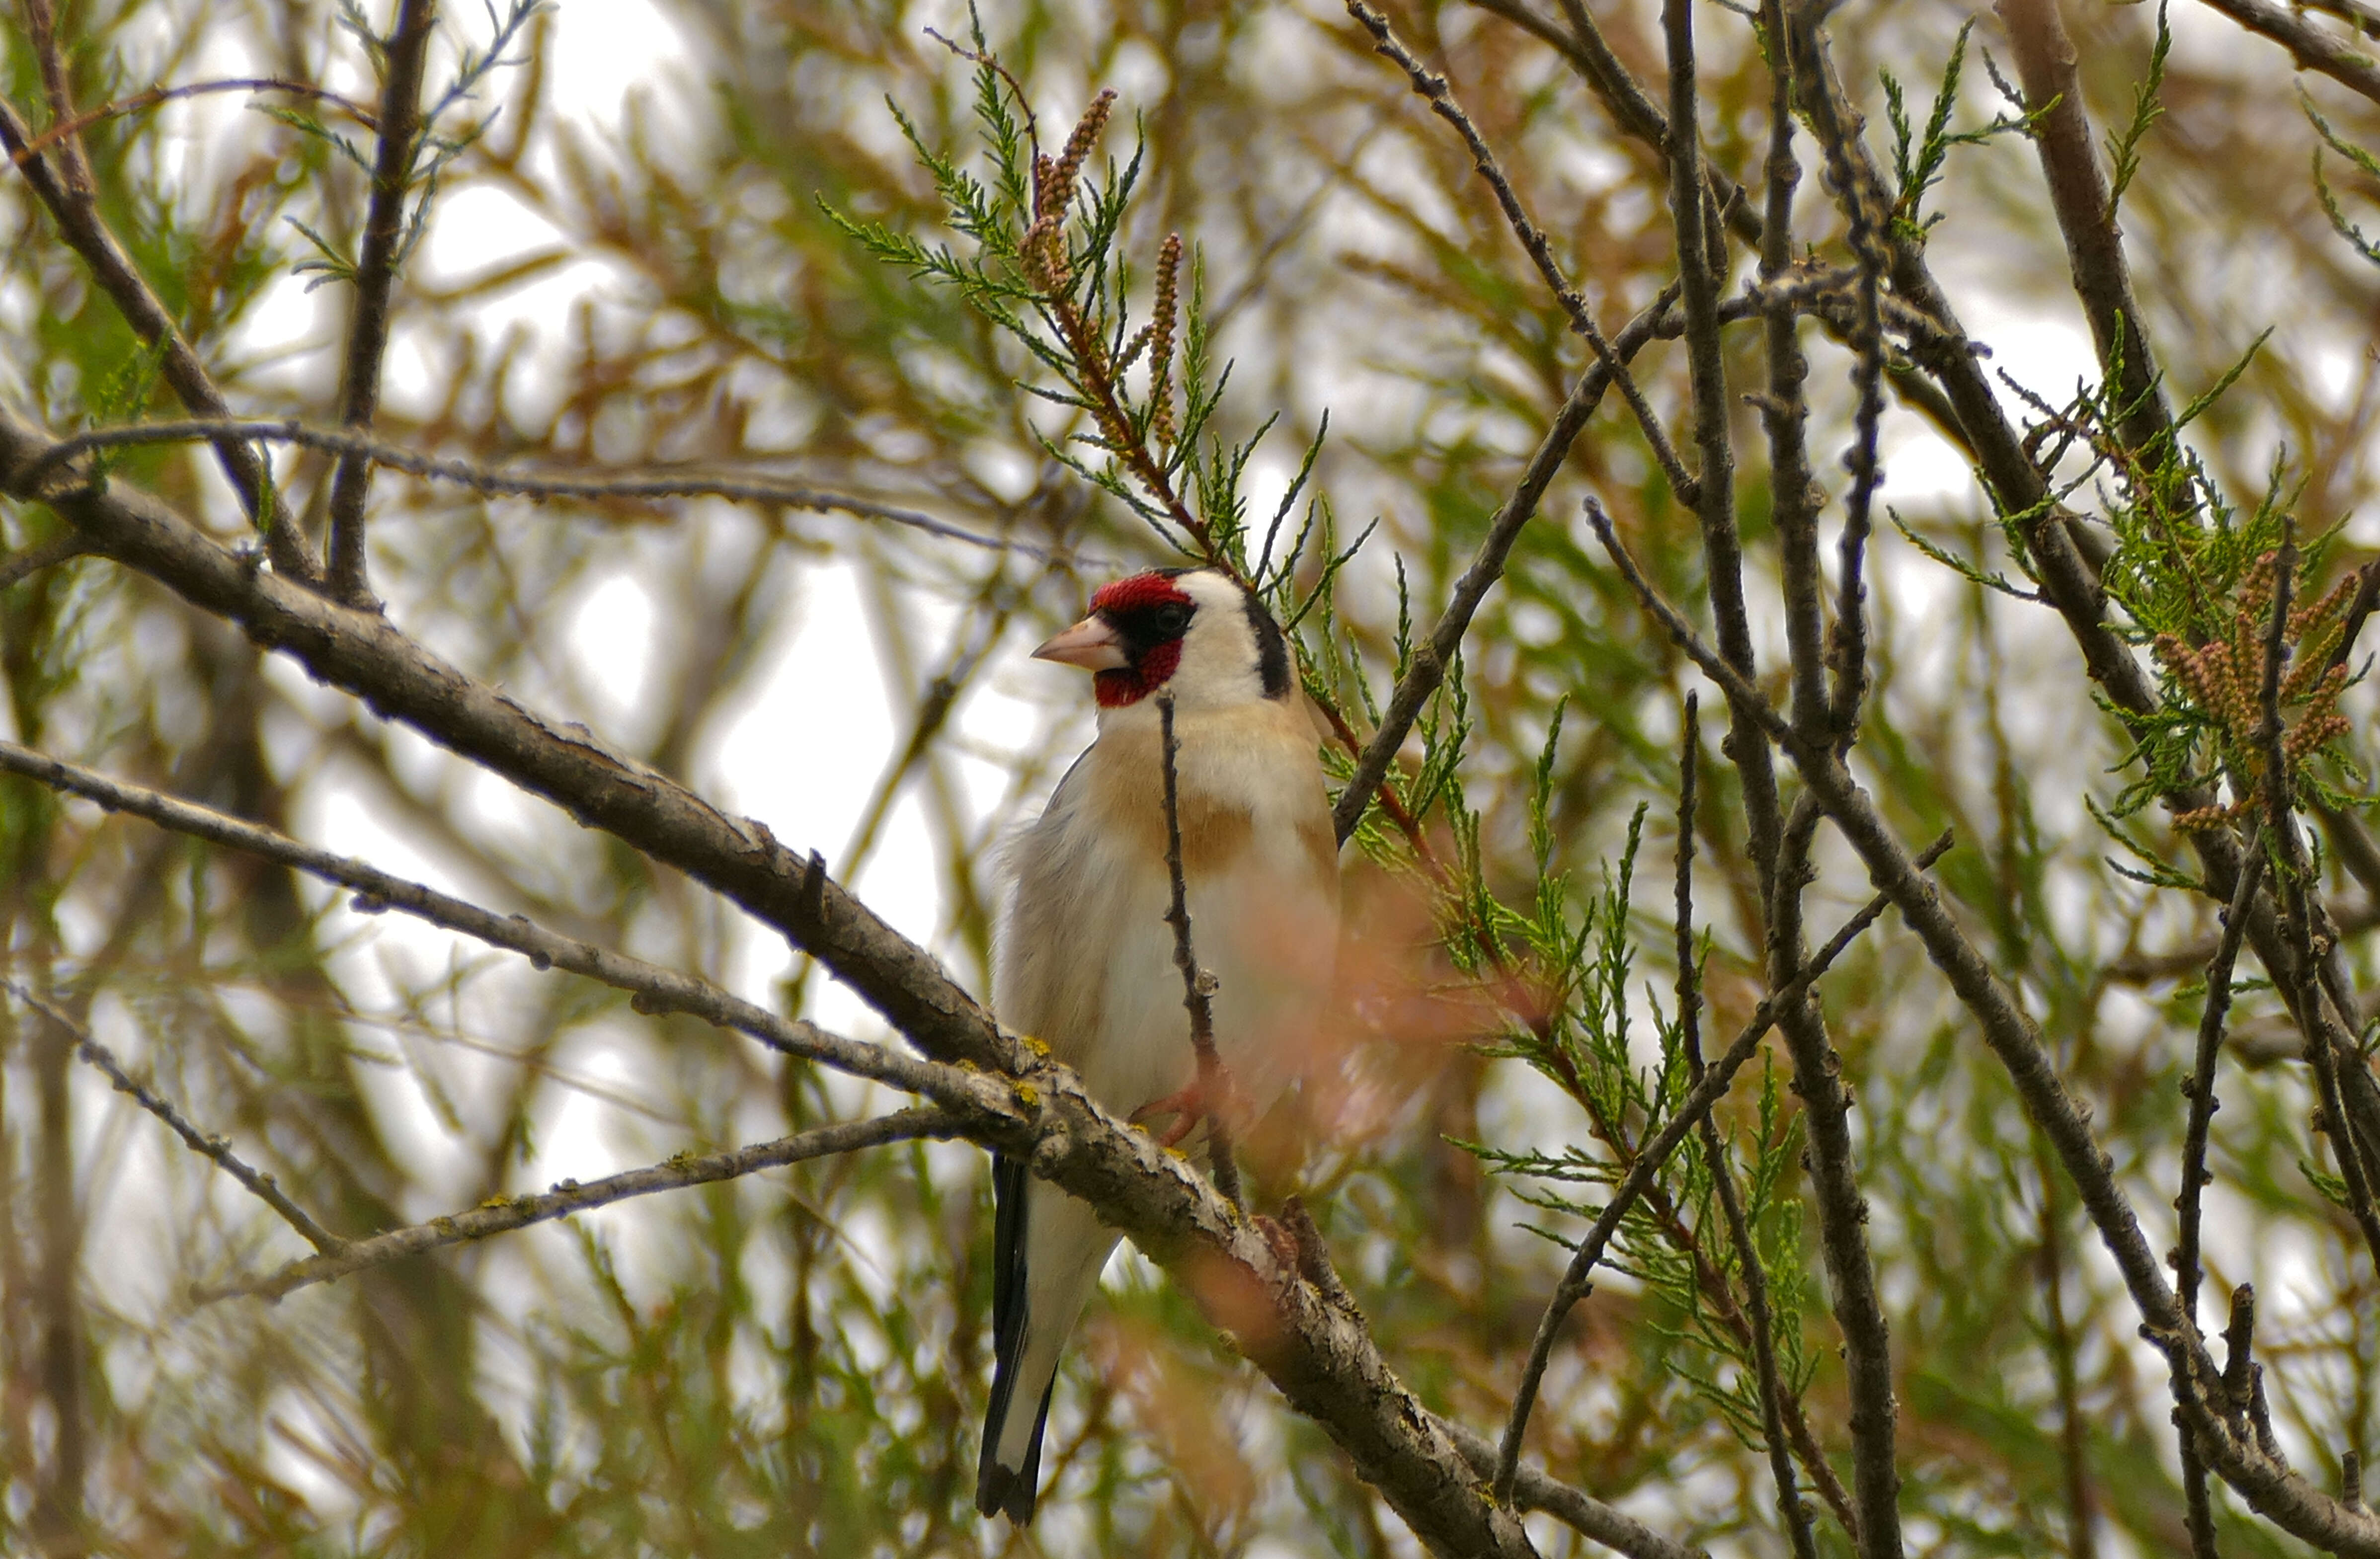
[979, 749, 1126, 1520]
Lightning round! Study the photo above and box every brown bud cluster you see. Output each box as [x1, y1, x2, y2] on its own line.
[2150, 546, 2359, 822]
[1149, 231, 1182, 447]
[1024, 90, 1116, 291]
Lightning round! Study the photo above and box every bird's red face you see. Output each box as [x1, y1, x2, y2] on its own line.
[1033, 571, 1196, 707]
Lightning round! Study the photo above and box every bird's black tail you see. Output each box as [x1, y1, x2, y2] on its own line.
[976, 1153, 1053, 1522]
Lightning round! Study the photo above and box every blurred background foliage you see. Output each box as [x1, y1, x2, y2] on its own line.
[3, 0, 2380, 1553]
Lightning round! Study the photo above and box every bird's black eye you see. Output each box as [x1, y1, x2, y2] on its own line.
[1151, 602, 1193, 637]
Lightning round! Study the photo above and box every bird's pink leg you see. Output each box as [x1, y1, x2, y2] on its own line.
[1128, 1072, 1240, 1149]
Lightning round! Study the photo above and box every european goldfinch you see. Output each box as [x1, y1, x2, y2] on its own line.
[976, 567, 1341, 1523]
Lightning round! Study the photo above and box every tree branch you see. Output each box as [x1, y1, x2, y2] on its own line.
[4, 78, 377, 168]
[0, 90, 309, 576]
[0, 532, 87, 592]
[0, 736, 965, 1103]
[2176, 835, 2264, 1558]
[323, 0, 440, 606]
[2195, 0, 2380, 105]
[1999, 0, 2177, 461]
[1444, 1419, 1709, 1559]
[2257, 538, 2380, 1277]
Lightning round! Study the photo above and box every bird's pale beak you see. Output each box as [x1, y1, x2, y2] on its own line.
[1031, 616, 1130, 671]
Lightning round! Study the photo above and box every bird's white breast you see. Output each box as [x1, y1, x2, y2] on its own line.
[995, 698, 1339, 1120]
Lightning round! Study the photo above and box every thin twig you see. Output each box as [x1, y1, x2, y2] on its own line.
[2329, 560, 2380, 675]
[0, 738, 961, 1102]
[2259, 537, 2380, 1277]
[206, 1107, 954, 1301]
[0, 533, 86, 592]
[1778, 109, 1901, 1552]
[6, 78, 377, 167]
[1673, 696, 1822, 1557]
[5, 983, 344, 1254]
[1998, 0, 2176, 463]
[1819, 78, 1887, 753]
[1755, 3, 1828, 743]
[2177, 833, 2266, 1557]
[323, 0, 439, 606]
[2303, 0, 2380, 38]
[1662, 22, 1905, 1523]
[15, 417, 1073, 559]
[1346, 0, 1700, 508]
[1443, 1418, 1710, 1559]
[1155, 691, 1243, 1209]
[0, 90, 307, 575]
[1329, 287, 1678, 844]
[2194, 0, 2380, 105]
[1490, 827, 1949, 1504]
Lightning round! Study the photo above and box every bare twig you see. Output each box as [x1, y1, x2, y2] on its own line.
[0, 738, 966, 1102]
[0, 89, 308, 575]
[6, 78, 377, 167]
[2303, 0, 2380, 37]
[1443, 1419, 1709, 1559]
[2329, 561, 2380, 675]
[1329, 287, 1678, 844]
[5, 983, 344, 1254]
[2195, 0, 2380, 105]
[18, 417, 1075, 560]
[1155, 691, 1243, 1208]
[208, 1107, 954, 1301]
[2221, 1281, 2258, 1411]
[0, 533, 87, 592]
[2258, 539, 2380, 1277]
[1741, 30, 1900, 1529]
[1754, 5, 1828, 744]
[1490, 827, 1949, 1505]
[1998, 0, 2176, 462]
[1673, 697, 1822, 1558]
[2177, 834, 2265, 1558]
[323, 0, 440, 606]
[1819, 111, 1886, 753]
[1346, 0, 1700, 507]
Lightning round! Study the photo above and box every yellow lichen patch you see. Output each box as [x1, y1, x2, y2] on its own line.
[1014, 1083, 1040, 1107]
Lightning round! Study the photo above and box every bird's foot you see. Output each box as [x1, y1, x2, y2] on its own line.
[1129, 1072, 1241, 1149]
[1253, 1213, 1300, 1270]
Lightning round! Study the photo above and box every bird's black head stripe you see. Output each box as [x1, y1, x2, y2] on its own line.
[1241, 586, 1292, 700]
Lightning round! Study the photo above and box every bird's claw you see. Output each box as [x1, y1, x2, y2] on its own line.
[1254, 1214, 1299, 1271]
[1129, 1074, 1238, 1148]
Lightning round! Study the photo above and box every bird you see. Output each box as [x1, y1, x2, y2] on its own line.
[975, 566, 1341, 1523]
